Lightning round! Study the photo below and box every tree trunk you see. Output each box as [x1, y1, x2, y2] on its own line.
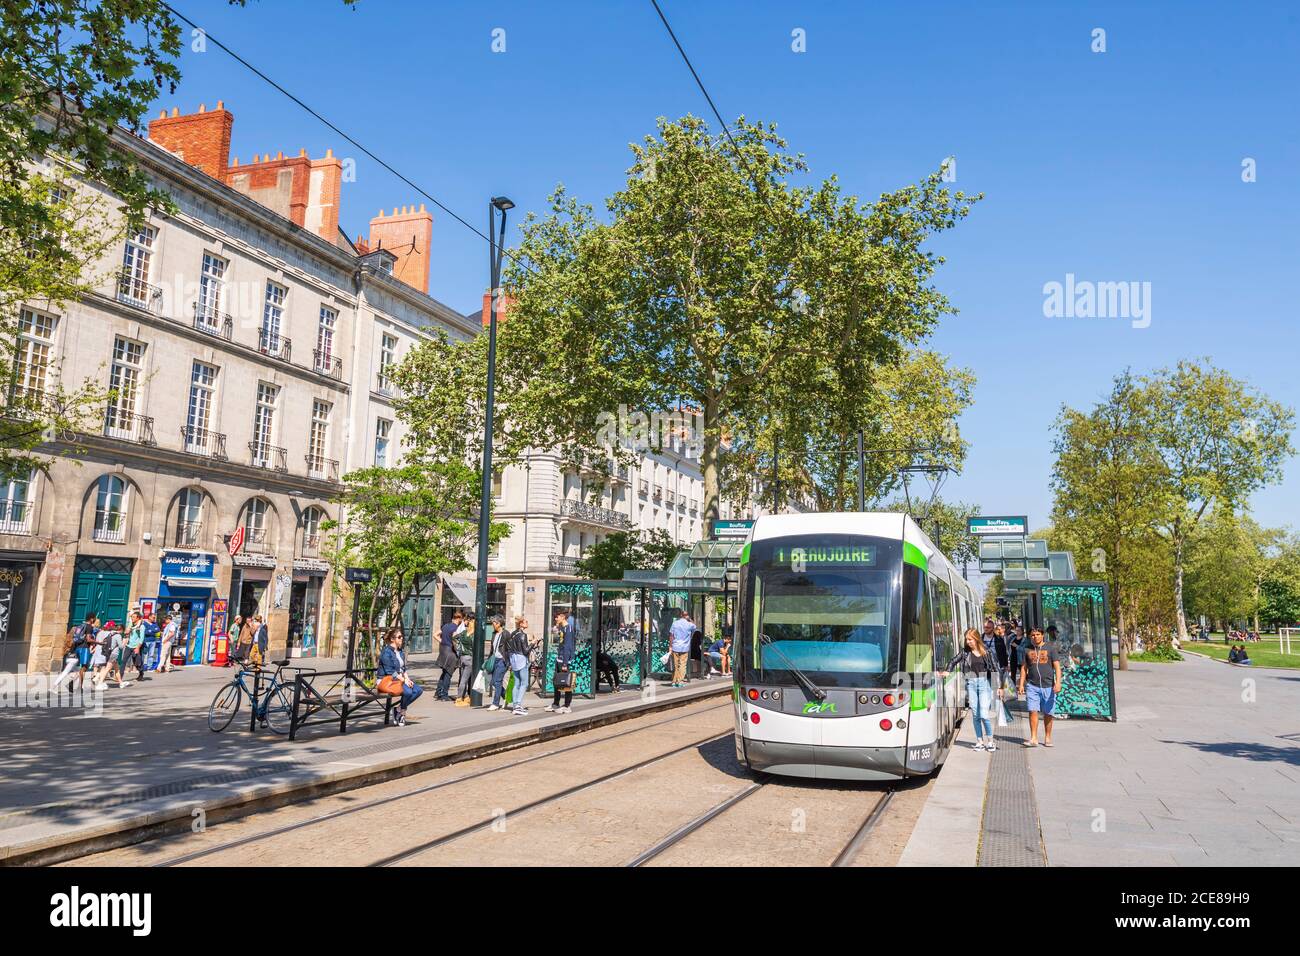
[702, 395, 721, 525]
[1173, 531, 1189, 643]
[1117, 603, 1128, 670]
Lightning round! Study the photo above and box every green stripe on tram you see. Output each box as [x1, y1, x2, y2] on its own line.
[903, 541, 928, 571]
[739, 542, 750, 566]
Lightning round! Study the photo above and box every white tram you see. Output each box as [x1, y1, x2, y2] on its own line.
[733, 512, 980, 780]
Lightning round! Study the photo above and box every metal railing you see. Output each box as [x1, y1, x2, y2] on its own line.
[638, 479, 650, 496]
[249, 441, 288, 472]
[0, 501, 32, 535]
[313, 351, 343, 380]
[300, 532, 324, 558]
[375, 374, 395, 397]
[241, 527, 271, 553]
[175, 521, 204, 549]
[548, 554, 578, 574]
[115, 269, 161, 310]
[192, 302, 234, 340]
[559, 498, 630, 529]
[103, 409, 156, 445]
[181, 426, 228, 460]
[92, 516, 126, 543]
[304, 455, 339, 481]
[258, 330, 292, 362]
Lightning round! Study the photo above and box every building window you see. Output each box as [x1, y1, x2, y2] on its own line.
[196, 252, 227, 329]
[307, 400, 331, 477]
[301, 506, 324, 557]
[315, 305, 337, 374]
[251, 382, 278, 466]
[10, 308, 56, 409]
[491, 470, 504, 501]
[260, 281, 287, 356]
[377, 333, 397, 393]
[374, 418, 392, 467]
[176, 488, 203, 548]
[104, 337, 146, 439]
[117, 225, 156, 306]
[0, 472, 33, 535]
[243, 498, 269, 552]
[93, 475, 128, 543]
[185, 361, 218, 454]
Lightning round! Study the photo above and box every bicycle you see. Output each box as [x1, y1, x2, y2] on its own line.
[207, 659, 299, 734]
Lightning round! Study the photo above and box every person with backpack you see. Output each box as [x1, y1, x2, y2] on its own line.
[54, 614, 98, 692]
[125, 611, 150, 682]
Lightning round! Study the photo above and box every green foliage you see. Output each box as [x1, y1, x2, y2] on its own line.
[396, 115, 979, 522]
[323, 462, 509, 661]
[1259, 534, 1300, 628]
[880, 496, 980, 567]
[573, 528, 681, 580]
[1128, 644, 1183, 663]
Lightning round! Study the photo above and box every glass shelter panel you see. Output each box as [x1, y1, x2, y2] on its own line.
[545, 582, 595, 696]
[649, 588, 690, 677]
[598, 587, 643, 688]
[1041, 584, 1114, 718]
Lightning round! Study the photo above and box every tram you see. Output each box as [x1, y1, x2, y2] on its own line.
[733, 512, 980, 780]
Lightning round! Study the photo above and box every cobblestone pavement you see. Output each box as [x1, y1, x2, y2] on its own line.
[67, 698, 928, 867]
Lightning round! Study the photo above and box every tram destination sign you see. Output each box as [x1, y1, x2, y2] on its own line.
[773, 544, 877, 569]
[967, 515, 1029, 537]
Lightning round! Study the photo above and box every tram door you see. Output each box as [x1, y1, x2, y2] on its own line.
[929, 573, 959, 758]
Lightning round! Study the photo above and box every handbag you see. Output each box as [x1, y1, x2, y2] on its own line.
[376, 675, 405, 696]
[554, 666, 574, 690]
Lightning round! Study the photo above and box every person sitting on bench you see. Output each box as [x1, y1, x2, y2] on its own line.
[377, 629, 423, 726]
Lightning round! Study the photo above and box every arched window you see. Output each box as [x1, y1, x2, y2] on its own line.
[93, 475, 128, 542]
[242, 498, 270, 553]
[176, 488, 204, 548]
[300, 506, 325, 557]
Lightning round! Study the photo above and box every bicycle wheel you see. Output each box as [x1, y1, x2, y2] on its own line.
[262, 684, 294, 736]
[208, 681, 242, 732]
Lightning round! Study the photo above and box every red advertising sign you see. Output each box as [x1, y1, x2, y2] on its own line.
[227, 526, 245, 557]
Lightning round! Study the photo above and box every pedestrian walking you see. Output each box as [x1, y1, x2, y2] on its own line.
[125, 611, 150, 682]
[376, 629, 423, 727]
[253, 614, 269, 664]
[945, 628, 1002, 751]
[991, 623, 1011, 689]
[485, 615, 508, 711]
[454, 614, 477, 707]
[435, 610, 464, 700]
[668, 610, 694, 687]
[156, 614, 179, 672]
[1017, 627, 1061, 747]
[547, 609, 577, 713]
[91, 621, 118, 688]
[505, 615, 531, 715]
[55, 613, 99, 691]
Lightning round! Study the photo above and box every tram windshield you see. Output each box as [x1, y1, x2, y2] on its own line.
[748, 567, 896, 685]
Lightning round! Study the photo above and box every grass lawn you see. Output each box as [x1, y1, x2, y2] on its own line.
[1181, 636, 1300, 670]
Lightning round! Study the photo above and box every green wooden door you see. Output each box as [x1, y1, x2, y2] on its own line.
[68, 558, 133, 629]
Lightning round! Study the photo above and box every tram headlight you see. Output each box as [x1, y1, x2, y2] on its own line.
[870, 695, 880, 705]
[883, 693, 895, 707]
[747, 688, 759, 701]
[858, 694, 868, 704]
[770, 690, 781, 701]
[760, 691, 768, 699]
[880, 718, 893, 731]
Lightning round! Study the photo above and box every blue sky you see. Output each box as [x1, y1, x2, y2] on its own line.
[157, 0, 1299, 532]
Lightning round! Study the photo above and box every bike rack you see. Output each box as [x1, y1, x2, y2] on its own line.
[286, 666, 397, 741]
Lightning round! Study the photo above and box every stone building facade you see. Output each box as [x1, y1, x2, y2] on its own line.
[0, 103, 475, 672]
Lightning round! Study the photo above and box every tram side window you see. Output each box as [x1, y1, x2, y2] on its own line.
[930, 573, 955, 667]
[902, 563, 933, 672]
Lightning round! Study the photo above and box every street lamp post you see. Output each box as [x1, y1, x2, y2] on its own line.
[472, 196, 513, 706]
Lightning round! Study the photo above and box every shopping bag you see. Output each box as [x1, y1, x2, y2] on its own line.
[997, 699, 1011, 726]
[658, 652, 672, 668]
[472, 669, 487, 695]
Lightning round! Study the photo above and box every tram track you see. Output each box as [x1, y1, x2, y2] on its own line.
[141, 700, 730, 867]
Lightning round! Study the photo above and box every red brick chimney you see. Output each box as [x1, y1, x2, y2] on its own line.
[148, 102, 233, 180]
[356, 205, 434, 294]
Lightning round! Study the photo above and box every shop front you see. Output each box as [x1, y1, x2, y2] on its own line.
[231, 553, 275, 626]
[0, 552, 42, 672]
[288, 559, 329, 657]
[156, 550, 219, 665]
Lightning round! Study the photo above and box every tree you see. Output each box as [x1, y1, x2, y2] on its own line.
[1260, 535, 1300, 628]
[1049, 370, 1170, 664]
[323, 462, 509, 663]
[395, 116, 979, 523]
[573, 528, 681, 580]
[1141, 360, 1294, 641]
[1183, 509, 1268, 633]
[880, 496, 980, 568]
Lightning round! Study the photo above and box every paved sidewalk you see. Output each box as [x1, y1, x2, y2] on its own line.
[900, 654, 1300, 866]
[0, 654, 730, 863]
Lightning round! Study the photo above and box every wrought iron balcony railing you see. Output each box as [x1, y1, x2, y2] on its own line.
[300, 532, 323, 559]
[258, 330, 291, 362]
[175, 521, 204, 549]
[241, 527, 270, 553]
[313, 350, 343, 380]
[304, 455, 339, 481]
[115, 269, 162, 311]
[103, 409, 156, 445]
[192, 301, 234, 340]
[0, 500, 32, 535]
[559, 499, 630, 529]
[549, 554, 578, 574]
[249, 441, 288, 472]
[92, 516, 126, 543]
[181, 426, 228, 460]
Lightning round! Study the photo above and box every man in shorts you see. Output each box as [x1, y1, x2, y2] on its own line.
[1017, 627, 1061, 747]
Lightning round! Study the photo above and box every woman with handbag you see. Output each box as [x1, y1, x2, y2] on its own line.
[506, 616, 531, 716]
[485, 615, 509, 711]
[377, 629, 422, 727]
[942, 628, 1003, 752]
[547, 609, 577, 714]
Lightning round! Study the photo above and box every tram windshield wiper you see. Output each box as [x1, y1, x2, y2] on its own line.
[759, 633, 826, 702]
